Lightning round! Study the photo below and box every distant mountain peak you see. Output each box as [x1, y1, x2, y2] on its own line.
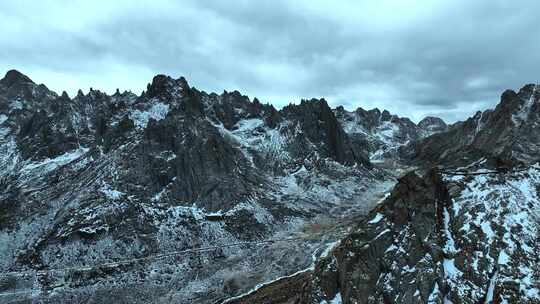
[146, 74, 189, 100]
[409, 82, 540, 167]
[0, 69, 35, 88]
[418, 116, 447, 134]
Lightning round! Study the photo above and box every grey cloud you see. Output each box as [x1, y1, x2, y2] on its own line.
[1, 0, 539, 122]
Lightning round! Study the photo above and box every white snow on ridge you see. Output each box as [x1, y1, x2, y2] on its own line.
[0, 137, 20, 177]
[320, 293, 343, 304]
[374, 121, 399, 142]
[10, 100, 23, 111]
[340, 116, 369, 135]
[129, 102, 170, 129]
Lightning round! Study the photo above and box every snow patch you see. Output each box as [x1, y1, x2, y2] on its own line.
[100, 184, 125, 200]
[427, 282, 441, 303]
[21, 147, 89, 173]
[443, 207, 457, 253]
[443, 258, 462, 279]
[368, 213, 384, 224]
[129, 102, 170, 129]
[320, 293, 342, 304]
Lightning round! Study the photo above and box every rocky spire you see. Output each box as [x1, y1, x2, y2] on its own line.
[0, 69, 35, 88]
[146, 74, 188, 99]
[282, 98, 370, 166]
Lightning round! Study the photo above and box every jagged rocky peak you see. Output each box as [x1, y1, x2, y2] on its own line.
[0, 69, 35, 87]
[146, 74, 189, 100]
[206, 89, 270, 129]
[335, 105, 446, 163]
[0, 70, 394, 303]
[503, 83, 539, 124]
[409, 82, 540, 167]
[0, 69, 56, 102]
[282, 98, 370, 166]
[418, 116, 448, 134]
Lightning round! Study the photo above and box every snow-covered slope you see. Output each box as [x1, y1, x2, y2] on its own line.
[441, 165, 540, 302]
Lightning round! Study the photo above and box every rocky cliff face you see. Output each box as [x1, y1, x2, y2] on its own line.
[300, 170, 445, 304]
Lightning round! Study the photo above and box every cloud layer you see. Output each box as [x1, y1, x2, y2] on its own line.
[1, 0, 539, 122]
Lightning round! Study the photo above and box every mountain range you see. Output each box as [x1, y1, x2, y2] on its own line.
[0, 70, 538, 303]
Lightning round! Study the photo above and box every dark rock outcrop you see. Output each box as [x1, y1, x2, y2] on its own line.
[282, 99, 370, 167]
[305, 170, 448, 304]
[408, 83, 540, 167]
[418, 116, 448, 135]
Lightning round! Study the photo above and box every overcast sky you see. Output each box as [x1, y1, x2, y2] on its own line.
[1, 0, 539, 122]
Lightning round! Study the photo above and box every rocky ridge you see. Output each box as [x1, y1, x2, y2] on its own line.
[408, 84, 540, 167]
[335, 106, 447, 163]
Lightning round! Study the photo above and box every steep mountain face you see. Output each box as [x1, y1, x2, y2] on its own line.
[282, 100, 370, 167]
[0, 70, 396, 303]
[335, 107, 447, 163]
[408, 84, 540, 167]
